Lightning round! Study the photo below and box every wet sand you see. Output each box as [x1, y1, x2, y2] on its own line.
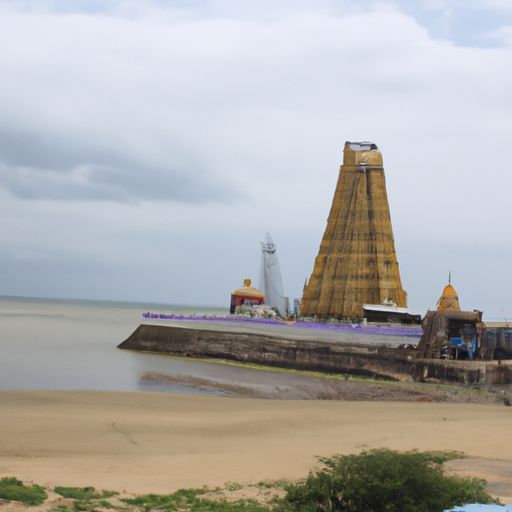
[139, 368, 510, 403]
[1, 390, 511, 500]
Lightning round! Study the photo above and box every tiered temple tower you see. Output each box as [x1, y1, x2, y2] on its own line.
[301, 141, 407, 318]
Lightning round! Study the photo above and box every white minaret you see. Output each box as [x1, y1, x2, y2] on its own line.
[260, 233, 286, 315]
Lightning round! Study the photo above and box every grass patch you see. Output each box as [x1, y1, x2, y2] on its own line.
[121, 488, 208, 511]
[53, 486, 119, 512]
[97, 498, 116, 509]
[72, 500, 117, 512]
[225, 482, 243, 491]
[122, 488, 270, 511]
[0, 476, 48, 505]
[54, 486, 118, 501]
[197, 498, 270, 511]
[255, 480, 289, 490]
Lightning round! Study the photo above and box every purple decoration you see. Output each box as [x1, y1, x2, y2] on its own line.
[142, 312, 422, 338]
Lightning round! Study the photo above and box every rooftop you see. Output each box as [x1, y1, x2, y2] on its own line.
[343, 141, 383, 166]
[347, 141, 379, 151]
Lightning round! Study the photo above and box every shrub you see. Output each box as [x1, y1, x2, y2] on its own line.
[279, 449, 495, 512]
[53, 486, 117, 500]
[121, 488, 208, 511]
[0, 476, 48, 505]
[122, 489, 269, 511]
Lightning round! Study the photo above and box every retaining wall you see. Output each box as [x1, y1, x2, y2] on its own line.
[118, 324, 512, 385]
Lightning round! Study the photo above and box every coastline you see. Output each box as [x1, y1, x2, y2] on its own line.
[1, 390, 511, 501]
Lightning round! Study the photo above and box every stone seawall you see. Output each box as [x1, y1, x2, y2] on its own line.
[412, 359, 512, 386]
[118, 324, 512, 385]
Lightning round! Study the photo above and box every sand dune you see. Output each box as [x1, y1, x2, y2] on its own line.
[1, 390, 511, 498]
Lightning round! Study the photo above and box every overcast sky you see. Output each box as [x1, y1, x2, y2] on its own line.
[0, 0, 511, 317]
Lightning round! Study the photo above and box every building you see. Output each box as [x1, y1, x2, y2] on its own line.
[363, 303, 421, 324]
[481, 323, 512, 360]
[415, 281, 485, 360]
[229, 279, 265, 314]
[301, 141, 407, 319]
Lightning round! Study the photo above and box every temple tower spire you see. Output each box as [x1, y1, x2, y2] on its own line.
[301, 141, 407, 318]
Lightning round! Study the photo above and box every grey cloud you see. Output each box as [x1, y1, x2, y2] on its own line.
[0, 128, 102, 170]
[0, 129, 230, 202]
[0, 163, 226, 203]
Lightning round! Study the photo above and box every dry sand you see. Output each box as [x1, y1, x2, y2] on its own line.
[1, 390, 512, 499]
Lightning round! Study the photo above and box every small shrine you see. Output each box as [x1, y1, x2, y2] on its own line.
[415, 279, 484, 360]
[229, 279, 265, 314]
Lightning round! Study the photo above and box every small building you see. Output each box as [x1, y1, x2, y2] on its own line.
[230, 279, 265, 314]
[363, 303, 421, 324]
[415, 281, 485, 360]
[481, 323, 512, 360]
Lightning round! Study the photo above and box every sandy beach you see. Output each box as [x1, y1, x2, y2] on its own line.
[1, 390, 512, 501]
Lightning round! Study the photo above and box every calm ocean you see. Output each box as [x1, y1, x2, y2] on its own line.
[0, 295, 237, 394]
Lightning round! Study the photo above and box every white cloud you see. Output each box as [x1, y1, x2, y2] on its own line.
[485, 25, 512, 45]
[473, 0, 512, 12]
[420, 0, 512, 13]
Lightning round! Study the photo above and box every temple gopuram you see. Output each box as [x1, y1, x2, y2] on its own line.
[301, 141, 407, 319]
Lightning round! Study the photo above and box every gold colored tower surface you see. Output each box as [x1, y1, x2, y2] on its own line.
[437, 283, 461, 312]
[301, 141, 407, 319]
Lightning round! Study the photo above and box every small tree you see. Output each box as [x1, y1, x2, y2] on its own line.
[280, 449, 496, 512]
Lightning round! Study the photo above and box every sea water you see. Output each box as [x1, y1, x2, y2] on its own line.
[0, 295, 237, 394]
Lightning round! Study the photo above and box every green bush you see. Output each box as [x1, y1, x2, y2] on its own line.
[53, 486, 117, 501]
[122, 488, 269, 511]
[279, 449, 495, 512]
[50, 506, 71, 512]
[122, 488, 208, 511]
[193, 498, 269, 511]
[0, 476, 48, 505]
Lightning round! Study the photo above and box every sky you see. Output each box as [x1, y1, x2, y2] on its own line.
[0, 0, 511, 316]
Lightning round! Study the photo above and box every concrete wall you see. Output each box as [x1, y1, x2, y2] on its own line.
[118, 324, 512, 385]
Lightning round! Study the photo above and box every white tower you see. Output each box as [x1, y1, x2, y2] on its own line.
[260, 233, 286, 315]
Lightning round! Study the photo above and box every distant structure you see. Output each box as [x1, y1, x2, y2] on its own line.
[260, 233, 287, 315]
[416, 278, 512, 361]
[293, 298, 301, 317]
[362, 302, 421, 324]
[484, 323, 512, 360]
[230, 279, 265, 314]
[301, 141, 407, 319]
[416, 280, 485, 360]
